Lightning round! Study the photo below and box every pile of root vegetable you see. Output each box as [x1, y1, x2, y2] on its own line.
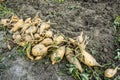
[0, 15, 119, 78]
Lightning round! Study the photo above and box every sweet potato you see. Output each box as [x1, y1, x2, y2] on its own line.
[51, 46, 65, 64]
[65, 47, 83, 72]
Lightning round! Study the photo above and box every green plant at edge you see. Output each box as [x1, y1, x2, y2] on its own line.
[0, 3, 14, 18]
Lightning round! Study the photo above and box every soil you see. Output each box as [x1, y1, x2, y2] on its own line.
[0, 0, 120, 80]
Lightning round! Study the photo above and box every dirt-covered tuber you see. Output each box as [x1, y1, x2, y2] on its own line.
[51, 46, 65, 64]
[32, 43, 49, 59]
[104, 66, 118, 78]
[65, 47, 83, 72]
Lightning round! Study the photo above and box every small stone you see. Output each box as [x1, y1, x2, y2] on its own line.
[94, 29, 99, 37]
[104, 48, 108, 52]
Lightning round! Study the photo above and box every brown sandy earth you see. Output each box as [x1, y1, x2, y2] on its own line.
[0, 0, 120, 80]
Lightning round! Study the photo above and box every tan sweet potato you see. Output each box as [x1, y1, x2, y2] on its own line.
[65, 47, 83, 72]
[51, 46, 65, 64]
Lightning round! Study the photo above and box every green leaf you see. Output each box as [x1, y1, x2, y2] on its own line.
[114, 75, 120, 80]
[80, 73, 89, 80]
[117, 36, 120, 42]
[114, 51, 120, 60]
[72, 70, 81, 80]
[114, 16, 120, 27]
[54, 57, 61, 62]
[0, 3, 14, 17]
[26, 43, 31, 53]
[93, 72, 101, 80]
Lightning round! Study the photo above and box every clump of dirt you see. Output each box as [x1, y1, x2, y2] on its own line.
[0, 0, 120, 80]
